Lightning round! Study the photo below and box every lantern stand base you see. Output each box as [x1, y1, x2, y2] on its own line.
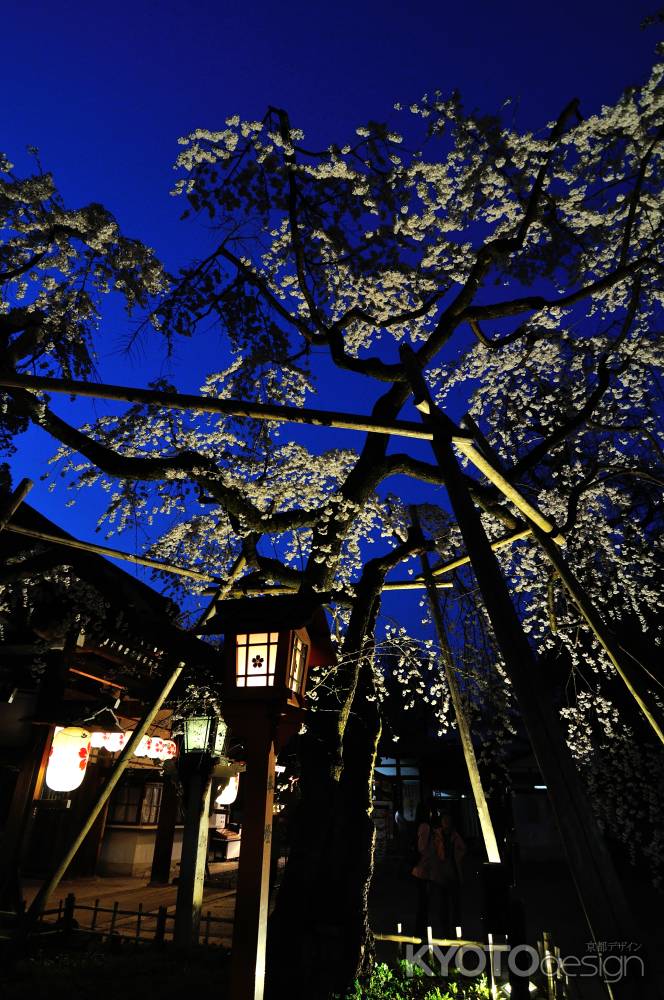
[174, 752, 214, 951]
[226, 708, 298, 1000]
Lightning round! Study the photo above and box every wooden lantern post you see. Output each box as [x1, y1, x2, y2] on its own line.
[199, 595, 334, 1000]
[174, 715, 229, 950]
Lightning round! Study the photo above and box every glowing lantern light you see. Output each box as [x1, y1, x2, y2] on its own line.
[45, 727, 91, 792]
[215, 773, 240, 806]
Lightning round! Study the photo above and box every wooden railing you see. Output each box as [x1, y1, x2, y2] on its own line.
[1, 892, 232, 947]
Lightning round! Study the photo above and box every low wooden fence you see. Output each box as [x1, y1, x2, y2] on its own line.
[1, 892, 232, 947]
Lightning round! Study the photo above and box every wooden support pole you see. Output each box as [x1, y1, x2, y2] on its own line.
[216, 579, 453, 599]
[0, 478, 33, 534]
[196, 552, 248, 628]
[462, 414, 664, 747]
[401, 345, 643, 1000]
[0, 372, 436, 442]
[15, 661, 184, 945]
[174, 759, 213, 950]
[453, 438, 565, 544]
[229, 721, 276, 1000]
[4, 523, 215, 582]
[150, 776, 180, 885]
[1, 375, 561, 540]
[428, 527, 533, 579]
[410, 506, 502, 865]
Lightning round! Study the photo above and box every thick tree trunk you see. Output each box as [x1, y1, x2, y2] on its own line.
[266, 590, 383, 1000]
[327, 657, 381, 993]
[265, 708, 342, 999]
[266, 666, 380, 1000]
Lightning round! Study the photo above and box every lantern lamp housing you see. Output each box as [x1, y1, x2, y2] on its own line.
[183, 715, 228, 758]
[183, 716, 213, 754]
[200, 594, 336, 713]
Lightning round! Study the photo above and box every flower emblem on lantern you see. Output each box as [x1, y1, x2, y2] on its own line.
[251, 654, 264, 671]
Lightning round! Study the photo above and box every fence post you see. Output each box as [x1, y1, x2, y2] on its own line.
[542, 931, 556, 1000]
[154, 905, 167, 947]
[62, 893, 76, 937]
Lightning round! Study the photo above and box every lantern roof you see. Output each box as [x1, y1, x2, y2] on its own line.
[199, 594, 336, 666]
[200, 593, 324, 634]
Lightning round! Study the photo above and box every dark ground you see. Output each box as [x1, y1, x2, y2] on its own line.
[1, 846, 661, 999]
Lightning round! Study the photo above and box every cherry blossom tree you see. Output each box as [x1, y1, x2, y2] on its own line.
[1, 42, 663, 999]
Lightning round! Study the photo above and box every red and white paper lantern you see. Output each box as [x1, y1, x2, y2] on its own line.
[45, 727, 91, 792]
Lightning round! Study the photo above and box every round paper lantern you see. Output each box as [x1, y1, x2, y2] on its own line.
[45, 727, 91, 792]
[215, 773, 240, 806]
[90, 731, 129, 752]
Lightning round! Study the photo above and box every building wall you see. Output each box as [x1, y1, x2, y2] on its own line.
[98, 825, 184, 877]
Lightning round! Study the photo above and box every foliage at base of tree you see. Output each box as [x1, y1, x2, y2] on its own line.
[340, 961, 495, 999]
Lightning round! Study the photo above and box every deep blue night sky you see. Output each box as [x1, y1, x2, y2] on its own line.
[2, 0, 659, 619]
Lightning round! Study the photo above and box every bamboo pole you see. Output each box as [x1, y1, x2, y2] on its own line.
[4, 523, 215, 582]
[454, 439, 565, 545]
[195, 552, 248, 628]
[462, 415, 664, 747]
[532, 524, 664, 745]
[1, 374, 563, 542]
[401, 344, 642, 999]
[218, 579, 453, 598]
[15, 661, 184, 946]
[411, 506, 502, 864]
[419, 527, 533, 582]
[0, 478, 33, 534]
[0, 372, 437, 442]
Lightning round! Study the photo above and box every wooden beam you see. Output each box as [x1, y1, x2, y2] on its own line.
[0, 478, 33, 534]
[195, 552, 248, 627]
[4, 523, 215, 582]
[533, 524, 664, 746]
[1, 375, 562, 543]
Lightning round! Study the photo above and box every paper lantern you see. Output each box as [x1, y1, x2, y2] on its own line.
[45, 727, 91, 792]
[88, 729, 177, 760]
[215, 773, 240, 805]
[90, 730, 128, 752]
